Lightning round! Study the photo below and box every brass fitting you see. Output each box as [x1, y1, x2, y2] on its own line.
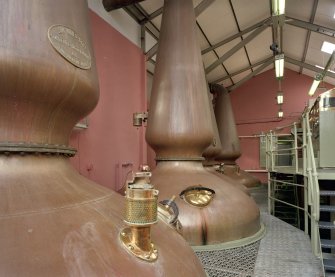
[133, 112, 148, 127]
[215, 163, 225, 174]
[158, 195, 183, 234]
[120, 171, 159, 262]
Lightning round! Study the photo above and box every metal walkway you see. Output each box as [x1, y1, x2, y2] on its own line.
[195, 186, 323, 277]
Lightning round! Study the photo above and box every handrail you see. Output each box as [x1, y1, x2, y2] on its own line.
[268, 178, 305, 188]
[274, 122, 297, 131]
[305, 112, 320, 221]
[264, 109, 321, 258]
[269, 196, 306, 211]
[269, 146, 303, 152]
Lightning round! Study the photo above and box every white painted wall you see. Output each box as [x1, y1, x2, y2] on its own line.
[88, 0, 141, 47]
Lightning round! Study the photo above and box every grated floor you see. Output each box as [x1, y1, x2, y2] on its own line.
[254, 212, 323, 277]
[195, 241, 260, 277]
[252, 185, 323, 277]
[195, 185, 323, 277]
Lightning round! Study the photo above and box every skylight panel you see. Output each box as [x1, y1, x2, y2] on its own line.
[321, 41, 335, 54]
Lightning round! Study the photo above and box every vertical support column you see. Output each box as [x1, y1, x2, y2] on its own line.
[294, 122, 299, 173]
[302, 115, 308, 235]
[268, 171, 272, 215]
[268, 131, 275, 215]
[270, 131, 275, 171]
[265, 134, 269, 170]
[305, 112, 320, 257]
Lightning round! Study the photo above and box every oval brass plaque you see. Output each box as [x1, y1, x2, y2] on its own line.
[48, 25, 91, 70]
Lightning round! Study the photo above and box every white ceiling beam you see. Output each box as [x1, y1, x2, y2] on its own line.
[205, 24, 269, 74]
[286, 17, 335, 38]
[299, 0, 319, 74]
[227, 58, 274, 92]
[286, 56, 335, 79]
[145, 0, 216, 61]
[194, 0, 216, 17]
[212, 56, 274, 83]
[141, 0, 215, 24]
[201, 17, 272, 55]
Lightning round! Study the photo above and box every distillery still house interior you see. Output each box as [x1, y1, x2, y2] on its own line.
[1, 0, 335, 276]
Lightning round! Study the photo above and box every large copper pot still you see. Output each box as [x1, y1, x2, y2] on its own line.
[211, 84, 261, 188]
[146, 0, 261, 246]
[202, 85, 250, 195]
[0, 1, 206, 276]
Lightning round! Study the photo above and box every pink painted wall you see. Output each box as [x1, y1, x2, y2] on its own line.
[69, 11, 147, 191]
[230, 68, 333, 183]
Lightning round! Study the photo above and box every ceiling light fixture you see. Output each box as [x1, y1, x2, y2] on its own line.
[272, 0, 285, 15]
[321, 41, 335, 54]
[308, 75, 322, 96]
[275, 53, 284, 78]
[278, 106, 283, 118]
[277, 91, 283, 104]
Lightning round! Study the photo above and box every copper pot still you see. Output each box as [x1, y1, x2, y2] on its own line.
[146, 0, 261, 246]
[210, 84, 261, 188]
[203, 85, 250, 195]
[0, 1, 206, 276]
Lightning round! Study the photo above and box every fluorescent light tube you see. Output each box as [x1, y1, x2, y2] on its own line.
[272, 0, 285, 15]
[277, 92, 283, 104]
[275, 54, 284, 78]
[308, 79, 321, 96]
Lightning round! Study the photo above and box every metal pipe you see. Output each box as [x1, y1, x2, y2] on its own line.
[102, 0, 145, 11]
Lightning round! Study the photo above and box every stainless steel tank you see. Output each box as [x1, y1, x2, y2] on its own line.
[146, 0, 261, 246]
[211, 84, 261, 188]
[0, 1, 206, 275]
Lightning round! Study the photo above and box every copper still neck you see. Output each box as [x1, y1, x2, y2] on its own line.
[203, 83, 223, 162]
[211, 84, 241, 163]
[146, 0, 213, 161]
[0, 1, 208, 275]
[0, 0, 99, 149]
[143, 0, 261, 246]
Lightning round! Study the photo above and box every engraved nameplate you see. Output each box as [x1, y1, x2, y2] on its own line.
[48, 25, 91, 70]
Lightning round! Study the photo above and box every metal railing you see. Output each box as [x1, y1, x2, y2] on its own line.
[265, 109, 321, 259]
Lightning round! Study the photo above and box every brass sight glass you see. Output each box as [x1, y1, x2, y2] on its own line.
[120, 171, 159, 262]
[180, 186, 215, 208]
